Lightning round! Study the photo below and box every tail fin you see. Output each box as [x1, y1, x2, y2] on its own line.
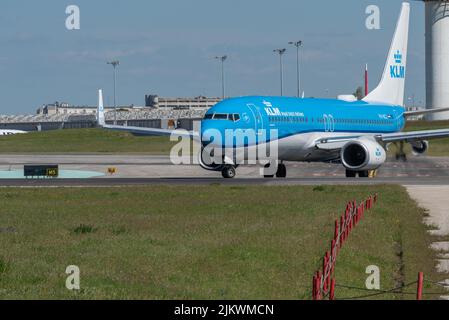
[97, 89, 105, 127]
[363, 2, 410, 106]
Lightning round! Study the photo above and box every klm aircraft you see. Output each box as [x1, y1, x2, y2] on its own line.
[98, 2, 449, 179]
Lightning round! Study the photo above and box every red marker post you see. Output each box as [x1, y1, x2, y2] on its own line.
[417, 272, 424, 300]
[330, 278, 336, 300]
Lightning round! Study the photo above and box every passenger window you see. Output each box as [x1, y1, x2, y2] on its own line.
[204, 114, 213, 120]
[233, 114, 240, 122]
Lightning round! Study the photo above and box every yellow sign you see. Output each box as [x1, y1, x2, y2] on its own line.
[46, 168, 58, 176]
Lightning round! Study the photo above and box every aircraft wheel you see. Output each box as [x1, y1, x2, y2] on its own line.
[358, 170, 369, 178]
[221, 165, 236, 179]
[276, 163, 287, 178]
[395, 153, 407, 162]
[345, 170, 357, 178]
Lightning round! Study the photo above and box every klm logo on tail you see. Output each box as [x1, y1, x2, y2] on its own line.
[390, 50, 405, 79]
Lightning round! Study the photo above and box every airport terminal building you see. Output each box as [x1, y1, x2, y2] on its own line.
[1, 95, 219, 132]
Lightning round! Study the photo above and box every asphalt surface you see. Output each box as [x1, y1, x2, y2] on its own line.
[0, 177, 448, 187]
[0, 154, 448, 186]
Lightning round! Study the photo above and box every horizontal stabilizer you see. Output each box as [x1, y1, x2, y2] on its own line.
[404, 107, 449, 117]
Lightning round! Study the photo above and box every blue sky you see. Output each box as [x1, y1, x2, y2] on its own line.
[0, 0, 425, 114]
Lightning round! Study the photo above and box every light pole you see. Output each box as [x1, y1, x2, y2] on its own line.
[273, 49, 286, 96]
[107, 60, 120, 124]
[288, 41, 302, 98]
[214, 55, 227, 99]
[408, 94, 416, 110]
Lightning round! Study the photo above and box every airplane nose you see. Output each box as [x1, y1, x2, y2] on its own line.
[200, 120, 227, 148]
[200, 121, 216, 147]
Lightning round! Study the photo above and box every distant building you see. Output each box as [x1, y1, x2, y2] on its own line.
[3, 96, 212, 132]
[145, 95, 221, 109]
[37, 95, 221, 116]
[36, 101, 139, 116]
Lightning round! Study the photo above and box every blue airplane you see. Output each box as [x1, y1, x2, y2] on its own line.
[98, 2, 449, 179]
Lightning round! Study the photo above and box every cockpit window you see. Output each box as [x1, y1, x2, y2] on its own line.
[213, 113, 228, 120]
[205, 113, 240, 122]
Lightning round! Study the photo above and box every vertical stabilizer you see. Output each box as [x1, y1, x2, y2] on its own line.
[363, 2, 410, 106]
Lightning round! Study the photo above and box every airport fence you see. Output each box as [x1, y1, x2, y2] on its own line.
[312, 194, 377, 300]
[311, 194, 449, 300]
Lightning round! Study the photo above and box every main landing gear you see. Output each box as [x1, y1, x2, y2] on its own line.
[394, 141, 407, 162]
[264, 162, 287, 178]
[276, 163, 287, 178]
[345, 169, 377, 178]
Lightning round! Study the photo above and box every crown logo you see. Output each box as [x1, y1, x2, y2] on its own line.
[394, 50, 402, 64]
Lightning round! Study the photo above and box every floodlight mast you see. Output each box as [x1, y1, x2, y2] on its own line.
[273, 48, 286, 96]
[107, 60, 120, 124]
[214, 55, 227, 99]
[288, 41, 303, 98]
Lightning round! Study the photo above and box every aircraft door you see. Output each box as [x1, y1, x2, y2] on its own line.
[247, 103, 264, 134]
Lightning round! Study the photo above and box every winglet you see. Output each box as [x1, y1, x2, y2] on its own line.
[97, 89, 105, 127]
[363, 2, 410, 106]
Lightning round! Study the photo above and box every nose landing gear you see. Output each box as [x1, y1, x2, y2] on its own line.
[221, 165, 236, 179]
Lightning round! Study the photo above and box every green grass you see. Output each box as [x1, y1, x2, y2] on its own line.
[0, 185, 443, 300]
[0, 128, 178, 154]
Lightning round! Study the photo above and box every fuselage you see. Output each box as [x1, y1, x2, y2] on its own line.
[200, 96, 405, 162]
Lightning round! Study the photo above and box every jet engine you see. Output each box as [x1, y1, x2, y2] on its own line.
[410, 140, 429, 155]
[341, 138, 386, 171]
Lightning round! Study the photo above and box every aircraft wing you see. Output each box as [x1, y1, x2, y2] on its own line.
[96, 89, 199, 140]
[378, 129, 449, 143]
[102, 124, 199, 140]
[315, 128, 449, 151]
[403, 107, 449, 117]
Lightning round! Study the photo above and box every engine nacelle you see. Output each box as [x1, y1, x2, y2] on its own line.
[341, 139, 386, 171]
[410, 140, 429, 155]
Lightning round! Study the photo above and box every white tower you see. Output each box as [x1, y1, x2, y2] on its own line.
[425, 0, 449, 120]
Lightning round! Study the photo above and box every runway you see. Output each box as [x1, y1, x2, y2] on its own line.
[0, 154, 448, 186]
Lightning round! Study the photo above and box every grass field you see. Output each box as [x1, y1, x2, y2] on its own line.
[0, 128, 177, 154]
[1, 121, 449, 156]
[0, 185, 443, 300]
